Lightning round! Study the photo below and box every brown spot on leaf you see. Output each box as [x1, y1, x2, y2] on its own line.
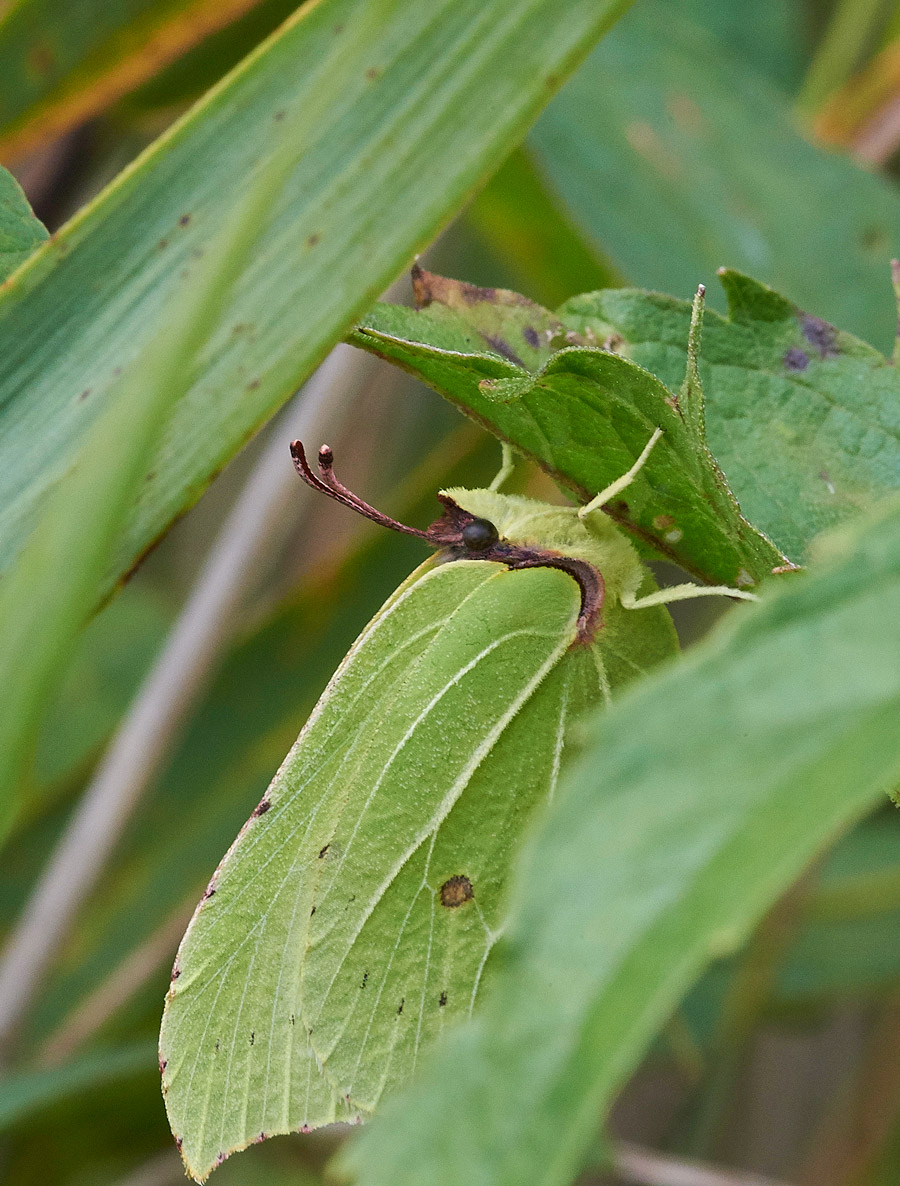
[397, 998, 404, 1015]
[247, 378, 260, 390]
[307, 232, 320, 247]
[179, 214, 191, 227]
[440, 875, 474, 908]
[439, 991, 447, 1007]
[523, 325, 540, 348]
[652, 514, 675, 530]
[159, 1056, 168, 1074]
[411, 262, 535, 313]
[175, 1136, 183, 1152]
[319, 844, 330, 858]
[365, 66, 380, 80]
[361, 971, 368, 989]
[252, 798, 270, 817]
[171, 966, 181, 981]
[79, 388, 91, 400]
[255, 1132, 268, 1143]
[274, 110, 286, 121]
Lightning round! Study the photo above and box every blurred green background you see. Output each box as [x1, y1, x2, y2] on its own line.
[4, 1, 900, 1183]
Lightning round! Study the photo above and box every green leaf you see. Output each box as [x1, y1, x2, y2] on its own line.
[560, 270, 900, 563]
[160, 534, 677, 1180]
[355, 266, 900, 569]
[0, 0, 267, 160]
[528, 0, 900, 351]
[0, 0, 634, 608]
[0, 151, 282, 830]
[341, 495, 900, 1186]
[0, 166, 47, 281]
[352, 268, 788, 586]
[0, 1042, 155, 1130]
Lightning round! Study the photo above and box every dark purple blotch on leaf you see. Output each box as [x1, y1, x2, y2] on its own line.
[480, 333, 525, 367]
[784, 347, 809, 372]
[800, 313, 839, 359]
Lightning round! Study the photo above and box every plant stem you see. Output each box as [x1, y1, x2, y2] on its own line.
[608, 1141, 795, 1186]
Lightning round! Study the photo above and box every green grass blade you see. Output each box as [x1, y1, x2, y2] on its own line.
[342, 496, 900, 1186]
[0, 0, 267, 160]
[0, 0, 634, 609]
[464, 148, 623, 307]
[0, 155, 289, 836]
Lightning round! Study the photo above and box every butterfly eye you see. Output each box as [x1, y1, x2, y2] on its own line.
[461, 517, 499, 551]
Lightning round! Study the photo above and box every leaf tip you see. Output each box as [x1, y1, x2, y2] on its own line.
[717, 268, 793, 324]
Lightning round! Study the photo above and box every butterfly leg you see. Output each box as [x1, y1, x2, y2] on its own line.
[621, 583, 758, 611]
[578, 427, 663, 518]
[488, 442, 516, 492]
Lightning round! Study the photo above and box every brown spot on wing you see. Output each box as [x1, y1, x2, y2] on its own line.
[440, 875, 474, 907]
